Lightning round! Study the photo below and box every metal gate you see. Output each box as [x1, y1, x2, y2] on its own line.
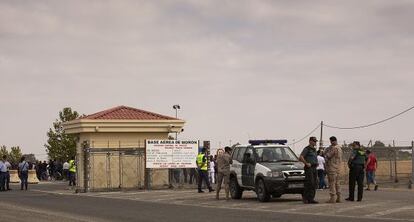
[89, 148, 145, 191]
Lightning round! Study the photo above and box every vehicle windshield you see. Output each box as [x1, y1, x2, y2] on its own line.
[255, 147, 298, 163]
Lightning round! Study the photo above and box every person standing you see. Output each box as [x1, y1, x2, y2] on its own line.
[216, 147, 233, 200]
[63, 161, 70, 181]
[0, 156, 7, 191]
[299, 137, 319, 204]
[68, 157, 76, 187]
[316, 151, 327, 190]
[196, 148, 214, 193]
[209, 155, 216, 184]
[4, 156, 11, 190]
[366, 150, 378, 191]
[346, 141, 366, 202]
[324, 136, 343, 203]
[18, 156, 29, 190]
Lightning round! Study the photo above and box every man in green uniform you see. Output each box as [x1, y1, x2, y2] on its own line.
[299, 137, 319, 204]
[346, 141, 366, 202]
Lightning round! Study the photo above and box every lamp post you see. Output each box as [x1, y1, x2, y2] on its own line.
[173, 105, 180, 140]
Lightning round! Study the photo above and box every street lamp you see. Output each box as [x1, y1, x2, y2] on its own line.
[173, 105, 181, 140]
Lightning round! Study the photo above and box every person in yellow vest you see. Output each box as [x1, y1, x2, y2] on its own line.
[197, 148, 214, 193]
[68, 157, 76, 187]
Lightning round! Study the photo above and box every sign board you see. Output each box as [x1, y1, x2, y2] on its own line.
[146, 140, 199, 169]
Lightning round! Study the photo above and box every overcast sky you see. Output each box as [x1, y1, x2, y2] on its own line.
[1, 0, 413, 158]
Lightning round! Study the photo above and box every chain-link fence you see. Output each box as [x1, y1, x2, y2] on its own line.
[338, 141, 413, 187]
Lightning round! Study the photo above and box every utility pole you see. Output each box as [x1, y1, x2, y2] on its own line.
[319, 121, 323, 149]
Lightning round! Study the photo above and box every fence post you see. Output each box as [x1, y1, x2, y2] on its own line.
[393, 141, 398, 183]
[411, 141, 414, 189]
[83, 141, 90, 193]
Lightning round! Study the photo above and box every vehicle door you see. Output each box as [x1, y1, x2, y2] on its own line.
[234, 147, 246, 185]
[241, 147, 255, 187]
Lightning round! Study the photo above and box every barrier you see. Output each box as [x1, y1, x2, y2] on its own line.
[9, 170, 20, 183]
[28, 170, 39, 184]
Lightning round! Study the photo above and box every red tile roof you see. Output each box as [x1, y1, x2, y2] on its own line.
[81, 106, 178, 120]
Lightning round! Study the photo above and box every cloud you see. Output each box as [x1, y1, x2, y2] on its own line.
[0, 0, 413, 156]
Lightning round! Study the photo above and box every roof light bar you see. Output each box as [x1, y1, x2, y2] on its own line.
[248, 140, 288, 145]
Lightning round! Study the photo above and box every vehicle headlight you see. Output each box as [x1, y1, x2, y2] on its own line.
[266, 171, 281, 177]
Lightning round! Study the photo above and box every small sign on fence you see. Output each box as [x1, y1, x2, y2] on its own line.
[145, 140, 199, 169]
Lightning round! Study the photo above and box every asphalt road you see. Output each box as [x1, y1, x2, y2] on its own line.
[1, 182, 414, 222]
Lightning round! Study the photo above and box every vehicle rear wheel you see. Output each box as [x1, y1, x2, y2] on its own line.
[230, 177, 243, 199]
[256, 179, 271, 202]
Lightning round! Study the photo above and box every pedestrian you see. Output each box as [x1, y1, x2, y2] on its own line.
[346, 141, 366, 202]
[0, 156, 7, 191]
[299, 137, 319, 204]
[196, 148, 214, 193]
[324, 136, 343, 203]
[4, 156, 11, 190]
[68, 157, 76, 187]
[366, 150, 378, 191]
[18, 156, 29, 190]
[216, 146, 232, 200]
[63, 160, 69, 181]
[209, 155, 216, 184]
[316, 150, 327, 190]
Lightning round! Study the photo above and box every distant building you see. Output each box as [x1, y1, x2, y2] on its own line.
[63, 105, 185, 192]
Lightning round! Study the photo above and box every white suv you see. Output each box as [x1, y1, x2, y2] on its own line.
[229, 140, 305, 202]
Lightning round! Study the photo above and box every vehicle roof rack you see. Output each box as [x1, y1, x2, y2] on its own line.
[248, 140, 288, 145]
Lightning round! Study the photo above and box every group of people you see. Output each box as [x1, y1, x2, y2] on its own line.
[0, 155, 30, 191]
[196, 146, 233, 200]
[300, 136, 378, 204]
[34, 158, 76, 186]
[0, 156, 77, 191]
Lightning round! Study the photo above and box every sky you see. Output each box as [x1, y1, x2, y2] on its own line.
[0, 0, 413, 158]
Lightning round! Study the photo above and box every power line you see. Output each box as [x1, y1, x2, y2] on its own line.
[288, 123, 321, 145]
[324, 105, 414, 130]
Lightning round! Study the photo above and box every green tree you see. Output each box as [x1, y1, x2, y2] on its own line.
[9, 146, 22, 165]
[0, 145, 8, 158]
[45, 107, 79, 161]
[23, 153, 37, 163]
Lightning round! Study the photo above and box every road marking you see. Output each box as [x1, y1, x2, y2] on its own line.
[28, 188, 414, 222]
[279, 203, 331, 212]
[333, 202, 393, 213]
[366, 206, 414, 217]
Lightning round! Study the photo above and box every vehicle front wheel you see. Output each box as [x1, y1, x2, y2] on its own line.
[230, 176, 243, 199]
[256, 179, 271, 202]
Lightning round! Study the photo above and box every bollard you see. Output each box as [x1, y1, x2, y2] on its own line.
[28, 170, 39, 184]
[9, 170, 20, 183]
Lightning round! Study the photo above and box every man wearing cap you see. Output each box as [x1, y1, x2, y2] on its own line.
[299, 137, 319, 204]
[324, 136, 342, 203]
[346, 141, 366, 202]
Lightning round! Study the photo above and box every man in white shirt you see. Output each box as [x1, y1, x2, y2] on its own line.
[0, 156, 8, 191]
[316, 150, 327, 190]
[209, 156, 215, 184]
[4, 156, 11, 190]
[63, 161, 70, 181]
